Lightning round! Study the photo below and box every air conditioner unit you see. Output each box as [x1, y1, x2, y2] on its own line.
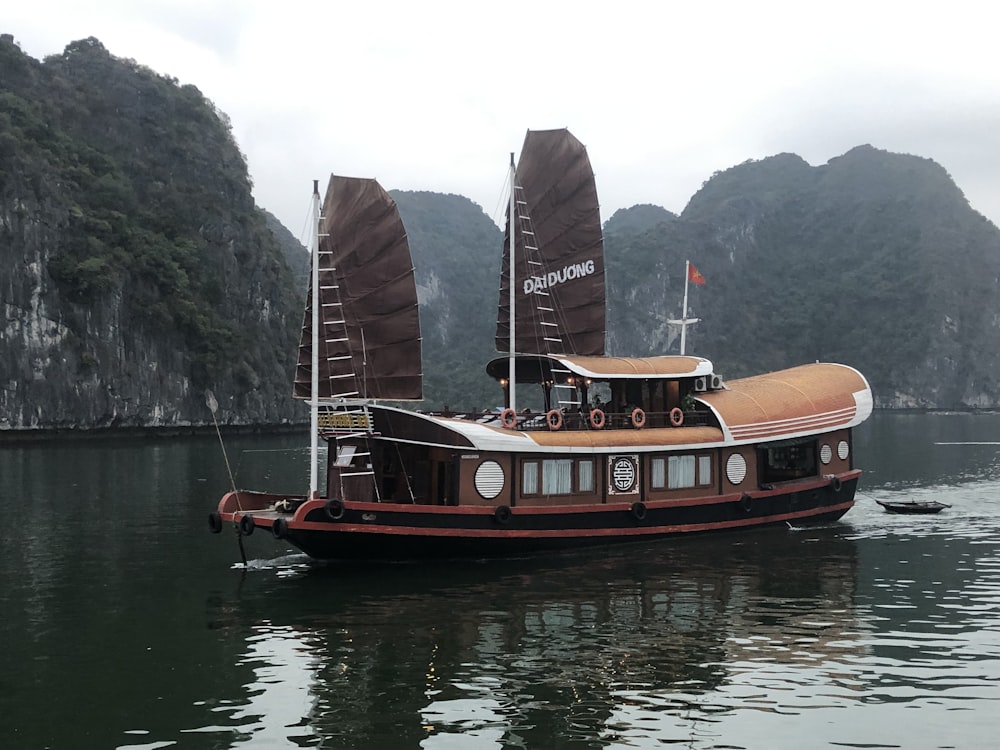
[693, 376, 708, 393]
[710, 374, 724, 390]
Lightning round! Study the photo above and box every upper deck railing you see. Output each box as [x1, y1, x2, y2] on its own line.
[466, 408, 713, 432]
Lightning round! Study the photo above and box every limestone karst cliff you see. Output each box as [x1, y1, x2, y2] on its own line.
[1, 35, 302, 430]
[5, 34, 1000, 433]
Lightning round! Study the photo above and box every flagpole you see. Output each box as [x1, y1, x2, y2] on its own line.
[669, 260, 700, 355]
[680, 260, 690, 356]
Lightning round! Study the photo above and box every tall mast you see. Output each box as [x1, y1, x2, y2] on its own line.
[507, 152, 517, 413]
[309, 180, 321, 497]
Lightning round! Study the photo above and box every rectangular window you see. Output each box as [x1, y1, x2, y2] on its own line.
[668, 455, 696, 488]
[698, 455, 712, 486]
[578, 460, 595, 493]
[542, 459, 573, 494]
[760, 439, 817, 483]
[523, 458, 596, 496]
[651, 457, 666, 489]
[522, 461, 539, 495]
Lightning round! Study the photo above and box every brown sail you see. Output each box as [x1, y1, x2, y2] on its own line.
[293, 175, 422, 401]
[496, 128, 606, 356]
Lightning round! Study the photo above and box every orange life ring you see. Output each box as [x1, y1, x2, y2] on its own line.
[500, 408, 517, 429]
[589, 408, 606, 430]
[546, 409, 563, 431]
[669, 407, 684, 427]
[630, 408, 646, 429]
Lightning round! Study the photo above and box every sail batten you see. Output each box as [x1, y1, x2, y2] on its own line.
[496, 128, 606, 357]
[293, 175, 422, 402]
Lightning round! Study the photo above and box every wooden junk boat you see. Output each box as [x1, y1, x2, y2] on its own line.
[210, 128, 874, 561]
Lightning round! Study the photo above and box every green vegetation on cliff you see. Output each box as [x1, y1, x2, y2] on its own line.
[392, 190, 503, 410]
[1, 36, 302, 427]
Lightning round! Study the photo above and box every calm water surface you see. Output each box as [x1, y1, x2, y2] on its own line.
[1, 413, 998, 749]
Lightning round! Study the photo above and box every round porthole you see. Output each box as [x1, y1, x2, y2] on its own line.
[474, 460, 505, 500]
[820, 444, 833, 464]
[838, 440, 850, 461]
[726, 453, 747, 485]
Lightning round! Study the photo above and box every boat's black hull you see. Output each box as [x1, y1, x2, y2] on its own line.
[252, 477, 858, 561]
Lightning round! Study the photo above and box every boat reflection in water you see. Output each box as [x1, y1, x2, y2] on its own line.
[207, 527, 863, 747]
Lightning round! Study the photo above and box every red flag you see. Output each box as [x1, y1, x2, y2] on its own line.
[688, 263, 706, 286]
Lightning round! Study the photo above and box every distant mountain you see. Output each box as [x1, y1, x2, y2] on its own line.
[604, 204, 677, 236]
[391, 191, 503, 410]
[604, 146, 1000, 408]
[3, 34, 1000, 432]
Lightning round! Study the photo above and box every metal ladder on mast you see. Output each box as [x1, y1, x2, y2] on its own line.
[512, 184, 580, 413]
[316, 253, 379, 499]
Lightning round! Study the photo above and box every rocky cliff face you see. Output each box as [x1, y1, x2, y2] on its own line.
[0, 175, 303, 431]
[1, 36, 303, 431]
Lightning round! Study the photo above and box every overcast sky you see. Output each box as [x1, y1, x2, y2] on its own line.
[8, 0, 1000, 239]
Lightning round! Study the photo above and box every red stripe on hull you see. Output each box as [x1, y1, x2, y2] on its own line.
[215, 473, 859, 560]
[289, 500, 853, 539]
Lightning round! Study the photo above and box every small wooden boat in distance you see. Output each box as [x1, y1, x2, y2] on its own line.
[876, 499, 951, 514]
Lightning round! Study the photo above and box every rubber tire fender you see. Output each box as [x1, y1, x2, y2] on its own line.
[325, 498, 346, 521]
[272, 517, 288, 539]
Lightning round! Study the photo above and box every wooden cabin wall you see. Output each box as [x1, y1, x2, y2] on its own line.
[440, 427, 857, 510]
[455, 453, 513, 507]
[326, 466, 376, 502]
[496, 454, 605, 508]
[721, 445, 758, 495]
[326, 437, 377, 502]
[642, 450, 720, 502]
[427, 447, 456, 505]
[817, 429, 854, 476]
